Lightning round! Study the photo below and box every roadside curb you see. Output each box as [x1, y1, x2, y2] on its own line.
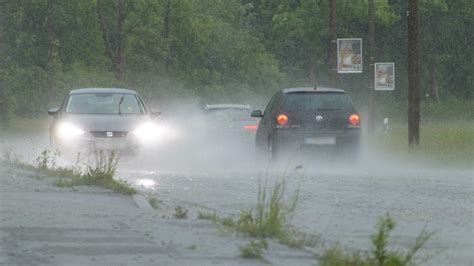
[132, 194, 154, 211]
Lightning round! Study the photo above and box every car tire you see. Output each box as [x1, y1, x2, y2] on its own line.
[269, 136, 280, 161]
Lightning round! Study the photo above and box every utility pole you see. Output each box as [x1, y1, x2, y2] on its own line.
[407, 0, 420, 146]
[367, 0, 375, 135]
[0, 4, 5, 128]
[328, 0, 338, 87]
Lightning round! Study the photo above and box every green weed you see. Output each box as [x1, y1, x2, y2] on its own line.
[174, 205, 188, 219]
[236, 177, 299, 239]
[239, 239, 268, 259]
[57, 151, 136, 195]
[197, 210, 219, 221]
[319, 214, 434, 266]
[148, 197, 161, 210]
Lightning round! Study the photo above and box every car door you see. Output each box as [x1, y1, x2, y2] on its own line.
[256, 92, 281, 149]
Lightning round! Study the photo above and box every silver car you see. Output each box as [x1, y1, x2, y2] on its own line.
[48, 88, 161, 154]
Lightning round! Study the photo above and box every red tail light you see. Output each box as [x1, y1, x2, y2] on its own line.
[244, 124, 258, 131]
[276, 114, 289, 126]
[349, 114, 360, 125]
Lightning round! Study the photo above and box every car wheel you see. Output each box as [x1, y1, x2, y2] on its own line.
[269, 136, 279, 161]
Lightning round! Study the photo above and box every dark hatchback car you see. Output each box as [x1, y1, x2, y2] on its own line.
[251, 87, 361, 159]
[48, 88, 160, 154]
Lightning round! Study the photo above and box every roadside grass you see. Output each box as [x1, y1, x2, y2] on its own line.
[148, 197, 161, 210]
[373, 122, 474, 167]
[197, 175, 321, 249]
[0, 147, 136, 195]
[320, 214, 434, 266]
[54, 150, 136, 195]
[239, 239, 268, 259]
[236, 177, 299, 239]
[0, 116, 49, 135]
[173, 205, 188, 219]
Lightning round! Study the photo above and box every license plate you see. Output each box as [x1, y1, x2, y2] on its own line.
[304, 136, 336, 145]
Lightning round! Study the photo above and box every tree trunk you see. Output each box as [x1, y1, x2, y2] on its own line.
[328, 0, 338, 87]
[367, 0, 375, 135]
[429, 15, 439, 103]
[0, 5, 6, 127]
[46, 0, 55, 103]
[408, 0, 420, 147]
[162, 0, 173, 71]
[96, 0, 127, 81]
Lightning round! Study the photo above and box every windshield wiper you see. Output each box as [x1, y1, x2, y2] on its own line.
[118, 94, 125, 115]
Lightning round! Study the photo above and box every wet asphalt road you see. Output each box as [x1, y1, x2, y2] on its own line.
[1, 132, 473, 265]
[119, 148, 473, 266]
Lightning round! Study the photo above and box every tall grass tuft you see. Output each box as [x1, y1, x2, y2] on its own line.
[237, 177, 299, 239]
[56, 150, 136, 195]
[320, 214, 434, 266]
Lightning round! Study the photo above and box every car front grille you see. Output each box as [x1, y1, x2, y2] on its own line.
[89, 131, 129, 138]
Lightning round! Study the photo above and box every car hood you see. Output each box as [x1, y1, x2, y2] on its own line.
[60, 114, 149, 132]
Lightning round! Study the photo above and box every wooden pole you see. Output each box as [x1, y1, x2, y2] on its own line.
[407, 0, 420, 146]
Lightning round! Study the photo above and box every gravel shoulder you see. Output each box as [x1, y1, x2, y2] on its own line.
[0, 164, 316, 266]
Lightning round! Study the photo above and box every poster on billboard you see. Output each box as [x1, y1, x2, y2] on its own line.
[337, 38, 363, 73]
[375, 63, 395, 90]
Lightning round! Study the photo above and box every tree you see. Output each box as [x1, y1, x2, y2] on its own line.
[408, 0, 420, 146]
[96, 0, 131, 81]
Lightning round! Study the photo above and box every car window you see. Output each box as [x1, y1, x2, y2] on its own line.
[66, 93, 144, 114]
[263, 93, 280, 117]
[283, 92, 354, 112]
[205, 108, 253, 122]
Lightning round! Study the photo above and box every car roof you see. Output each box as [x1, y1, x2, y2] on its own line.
[69, 88, 138, 95]
[281, 87, 346, 94]
[204, 104, 252, 110]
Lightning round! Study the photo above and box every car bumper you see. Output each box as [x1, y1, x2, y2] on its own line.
[55, 135, 141, 153]
[272, 128, 360, 152]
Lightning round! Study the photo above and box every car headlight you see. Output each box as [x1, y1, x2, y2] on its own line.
[56, 122, 84, 140]
[134, 122, 178, 144]
[134, 122, 161, 143]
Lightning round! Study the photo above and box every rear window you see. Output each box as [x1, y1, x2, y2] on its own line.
[205, 108, 252, 122]
[283, 92, 354, 112]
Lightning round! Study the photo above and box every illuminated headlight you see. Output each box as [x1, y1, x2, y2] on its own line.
[134, 122, 180, 144]
[56, 123, 84, 140]
[134, 122, 162, 143]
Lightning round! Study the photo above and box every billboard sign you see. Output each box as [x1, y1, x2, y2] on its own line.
[337, 38, 363, 73]
[375, 63, 395, 90]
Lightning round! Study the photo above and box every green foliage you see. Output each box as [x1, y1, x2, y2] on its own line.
[148, 197, 161, 210]
[373, 121, 474, 167]
[319, 214, 434, 266]
[237, 177, 299, 240]
[1, 0, 471, 121]
[239, 239, 268, 259]
[173, 205, 188, 219]
[197, 210, 219, 221]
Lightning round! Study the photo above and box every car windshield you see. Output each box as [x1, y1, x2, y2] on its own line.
[284, 92, 353, 112]
[65, 93, 144, 114]
[205, 108, 253, 122]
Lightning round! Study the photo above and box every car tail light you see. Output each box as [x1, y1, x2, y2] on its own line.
[276, 114, 289, 126]
[244, 124, 258, 131]
[349, 114, 360, 125]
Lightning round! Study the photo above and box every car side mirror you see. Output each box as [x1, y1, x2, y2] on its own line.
[251, 110, 263, 118]
[48, 108, 59, 117]
[150, 110, 161, 118]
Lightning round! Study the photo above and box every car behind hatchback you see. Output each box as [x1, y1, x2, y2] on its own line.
[48, 88, 161, 154]
[251, 87, 361, 160]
